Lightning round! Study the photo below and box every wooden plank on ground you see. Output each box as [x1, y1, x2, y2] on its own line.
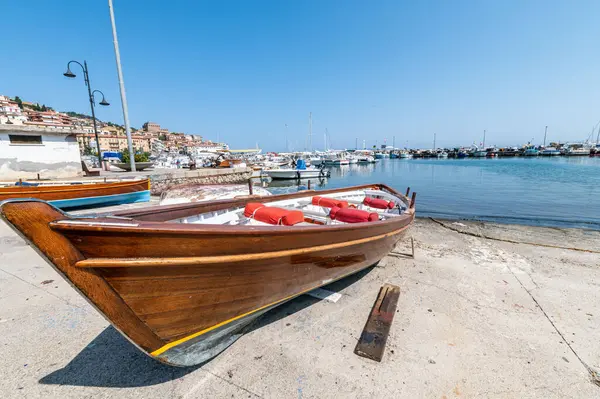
[354, 283, 400, 362]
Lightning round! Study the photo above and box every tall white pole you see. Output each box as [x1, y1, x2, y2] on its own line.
[308, 112, 312, 152]
[108, 0, 136, 172]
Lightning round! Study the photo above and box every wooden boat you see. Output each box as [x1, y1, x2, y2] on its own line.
[0, 178, 150, 209]
[0, 183, 415, 367]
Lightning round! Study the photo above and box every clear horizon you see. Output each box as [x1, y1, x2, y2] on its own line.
[2, 0, 600, 150]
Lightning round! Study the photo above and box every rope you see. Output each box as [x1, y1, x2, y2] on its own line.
[429, 218, 600, 254]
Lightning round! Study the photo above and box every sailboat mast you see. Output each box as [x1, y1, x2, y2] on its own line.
[325, 128, 328, 151]
[597, 126, 600, 144]
[433, 133, 436, 149]
[355, 137, 358, 150]
[393, 136, 395, 149]
[483, 130, 486, 148]
[308, 112, 312, 152]
[543, 126, 548, 147]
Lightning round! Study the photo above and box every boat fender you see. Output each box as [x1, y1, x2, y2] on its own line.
[363, 197, 395, 209]
[329, 206, 378, 223]
[244, 203, 304, 226]
[312, 196, 349, 208]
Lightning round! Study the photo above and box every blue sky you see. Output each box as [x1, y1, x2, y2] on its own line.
[2, 0, 600, 150]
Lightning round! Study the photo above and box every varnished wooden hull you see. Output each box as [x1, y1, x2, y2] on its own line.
[0, 184, 414, 366]
[0, 179, 150, 203]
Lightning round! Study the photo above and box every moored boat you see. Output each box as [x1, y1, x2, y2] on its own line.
[0, 183, 415, 367]
[0, 178, 150, 209]
[540, 147, 560, 156]
[523, 147, 540, 156]
[264, 167, 329, 180]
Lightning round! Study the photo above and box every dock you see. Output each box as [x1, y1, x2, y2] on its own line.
[0, 214, 599, 397]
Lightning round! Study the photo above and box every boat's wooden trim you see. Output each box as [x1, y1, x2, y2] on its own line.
[74, 225, 410, 268]
[0, 201, 164, 352]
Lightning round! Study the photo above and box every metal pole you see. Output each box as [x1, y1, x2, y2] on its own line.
[83, 61, 103, 166]
[308, 112, 312, 152]
[108, 0, 136, 172]
[543, 126, 548, 147]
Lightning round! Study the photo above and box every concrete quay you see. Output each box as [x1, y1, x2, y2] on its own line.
[0, 215, 599, 398]
[26, 167, 254, 195]
[98, 167, 253, 195]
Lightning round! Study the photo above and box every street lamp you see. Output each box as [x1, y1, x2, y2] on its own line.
[63, 60, 109, 166]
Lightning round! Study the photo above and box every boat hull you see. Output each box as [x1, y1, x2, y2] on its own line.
[0, 184, 414, 367]
[50, 190, 151, 210]
[265, 169, 325, 179]
[0, 179, 150, 206]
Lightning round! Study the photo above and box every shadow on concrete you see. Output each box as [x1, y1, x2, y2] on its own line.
[39, 327, 199, 388]
[39, 264, 376, 388]
[246, 264, 377, 334]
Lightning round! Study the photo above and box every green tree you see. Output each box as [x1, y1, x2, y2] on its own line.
[13, 96, 23, 109]
[121, 149, 149, 163]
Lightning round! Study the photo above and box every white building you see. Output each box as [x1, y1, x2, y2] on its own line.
[0, 125, 83, 180]
[0, 95, 28, 125]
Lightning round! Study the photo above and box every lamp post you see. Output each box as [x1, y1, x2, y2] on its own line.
[63, 60, 109, 166]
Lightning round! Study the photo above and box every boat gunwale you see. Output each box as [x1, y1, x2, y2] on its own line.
[49, 184, 414, 236]
[111, 182, 411, 219]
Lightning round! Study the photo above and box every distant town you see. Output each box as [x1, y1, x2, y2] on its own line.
[0, 94, 229, 156]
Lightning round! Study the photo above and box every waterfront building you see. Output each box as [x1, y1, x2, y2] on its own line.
[0, 124, 84, 179]
[77, 133, 155, 154]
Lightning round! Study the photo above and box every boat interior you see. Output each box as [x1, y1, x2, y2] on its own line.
[171, 189, 407, 226]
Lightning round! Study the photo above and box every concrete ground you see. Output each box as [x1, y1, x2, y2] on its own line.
[1, 214, 599, 398]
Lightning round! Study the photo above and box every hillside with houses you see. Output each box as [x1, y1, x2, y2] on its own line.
[0, 94, 228, 157]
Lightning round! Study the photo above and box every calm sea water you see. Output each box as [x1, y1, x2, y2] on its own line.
[265, 157, 600, 230]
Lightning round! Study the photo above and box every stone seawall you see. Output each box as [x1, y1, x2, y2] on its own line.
[148, 167, 252, 195]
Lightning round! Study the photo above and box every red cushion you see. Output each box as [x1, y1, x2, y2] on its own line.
[244, 202, 265, 217]
[244, 203, 304, 225]
[363, 197, 395, 209]
[329, 206, 378, 223]
[312, 196, 349, 208]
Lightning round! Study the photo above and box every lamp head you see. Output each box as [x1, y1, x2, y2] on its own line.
[63, 68, 76, 78]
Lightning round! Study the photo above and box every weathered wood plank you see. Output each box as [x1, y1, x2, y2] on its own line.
[354, 283, 400, 362]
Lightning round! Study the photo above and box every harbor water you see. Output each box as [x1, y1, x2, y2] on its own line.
[265, 157, 600, 230]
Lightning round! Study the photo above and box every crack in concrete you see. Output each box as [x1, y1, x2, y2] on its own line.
[203, 369, 263, 398]
[499, 252, 600, 388]
[430, 220, 600, 387]
[0, 267, 83, 309]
